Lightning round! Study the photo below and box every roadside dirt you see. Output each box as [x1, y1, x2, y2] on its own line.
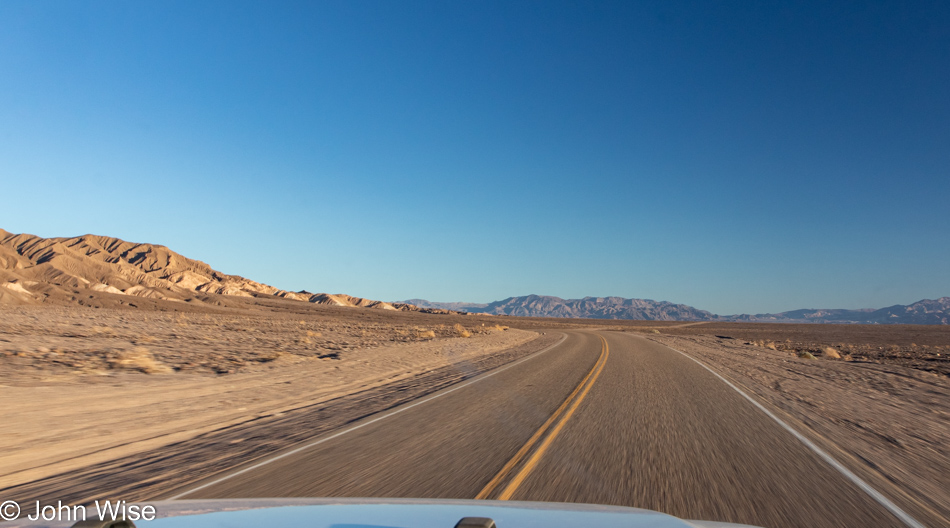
[644, 333, 950, 527]
[0, 305, 506, 379]
[641, 322, 950, 377]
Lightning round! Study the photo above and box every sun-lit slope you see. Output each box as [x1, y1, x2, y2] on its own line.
[307, 293, 399, 310]
[0, 229, 426, 312]
[0, 229, 280, 302]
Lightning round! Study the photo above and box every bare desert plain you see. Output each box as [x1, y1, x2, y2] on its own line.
[0, 296, 947, 527]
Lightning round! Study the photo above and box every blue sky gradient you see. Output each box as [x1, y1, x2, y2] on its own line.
[1, 1, 948, 314]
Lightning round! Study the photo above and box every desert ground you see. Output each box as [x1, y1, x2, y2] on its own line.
[1, 297, 948, 527]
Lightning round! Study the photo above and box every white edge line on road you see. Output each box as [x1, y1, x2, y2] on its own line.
[655, 340, 926, 528]
[167, 333, 569, 500]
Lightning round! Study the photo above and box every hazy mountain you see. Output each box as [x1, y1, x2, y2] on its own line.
[402, 295, 717, 321]
[404, 295, 950, 325]
[739, 298, 950, 325]
[402, 299, 489, 312]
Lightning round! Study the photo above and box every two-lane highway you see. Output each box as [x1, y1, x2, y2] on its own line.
[169, 331, 917, 528]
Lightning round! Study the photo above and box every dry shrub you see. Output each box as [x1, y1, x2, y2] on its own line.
[109, 347, 173, 374]
[493, 324, 509, 331]
[797, 351, 817, 360]
[823, 347, 841, 359]
[307, 330, 321, 337]
[651, 329, 660, 334]
[416, 329, 436, 339]
[454, 323, 472, 338]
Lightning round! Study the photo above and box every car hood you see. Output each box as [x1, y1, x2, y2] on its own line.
[6, 498, 763, 528]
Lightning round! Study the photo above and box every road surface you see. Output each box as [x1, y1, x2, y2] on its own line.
[167, 331, 914, 528]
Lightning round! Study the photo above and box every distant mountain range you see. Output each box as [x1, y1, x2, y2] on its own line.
[728, 297, 950, 325]
[402, 296, 950, 325]
[403, 296, 715, 321]
[3, 229, 946, 325]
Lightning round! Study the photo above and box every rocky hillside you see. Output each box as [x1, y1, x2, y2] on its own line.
[0, 229, 441, 313]
[0, 229, 280, 304]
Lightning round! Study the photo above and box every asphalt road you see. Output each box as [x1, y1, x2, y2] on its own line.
[170, 331, 911, 528]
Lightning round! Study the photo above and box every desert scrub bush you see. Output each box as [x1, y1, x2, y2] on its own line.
[797, 351, 817, 360]
[109, 347, 173, 374]
[454, 323, 472, 338]
[822, 347, 841, 359]
[415, 329, 436, 339]
[493, 324, 509, 331]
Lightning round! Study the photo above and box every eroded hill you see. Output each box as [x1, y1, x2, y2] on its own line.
[0, 229, 442, 313]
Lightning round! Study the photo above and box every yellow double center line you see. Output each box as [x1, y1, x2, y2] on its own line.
[476, 334, 610, 500]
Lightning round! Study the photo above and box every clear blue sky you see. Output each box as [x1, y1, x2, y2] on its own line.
[1, 1, 947, 315]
